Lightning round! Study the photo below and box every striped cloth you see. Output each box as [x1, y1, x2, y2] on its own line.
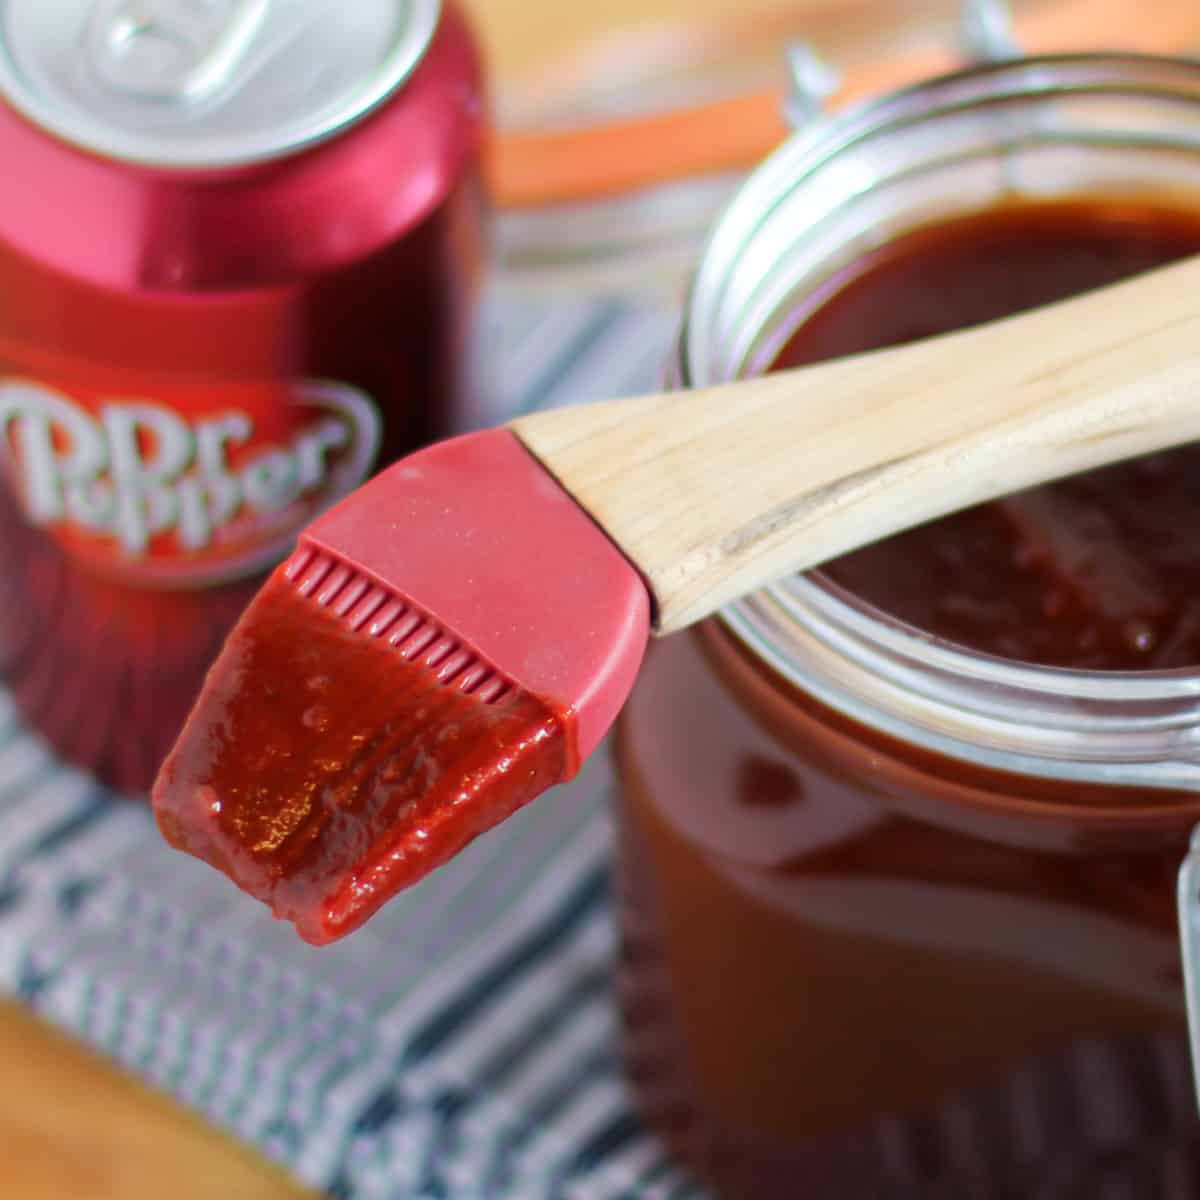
[0, 289, 702, 1199]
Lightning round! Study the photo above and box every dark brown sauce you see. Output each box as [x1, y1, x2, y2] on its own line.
[775, 201, 1200, 670]
[153, 558, 569, 945]
[614, 199, 1200, 1198]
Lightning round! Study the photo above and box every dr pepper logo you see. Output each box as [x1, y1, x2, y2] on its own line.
[0, 375, 381, 586]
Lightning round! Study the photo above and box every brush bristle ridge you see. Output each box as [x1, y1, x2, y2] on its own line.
[283, 546, 513, 704]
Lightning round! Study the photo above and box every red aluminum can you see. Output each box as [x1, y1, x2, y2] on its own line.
[0, 0, 487, 792]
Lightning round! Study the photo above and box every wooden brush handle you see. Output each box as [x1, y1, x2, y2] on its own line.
[512, 253, 1200, 634]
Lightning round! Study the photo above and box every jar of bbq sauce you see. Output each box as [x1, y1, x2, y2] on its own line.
[615, 55, 1200, 1198]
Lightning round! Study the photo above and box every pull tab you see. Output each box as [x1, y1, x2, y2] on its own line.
[1177, 823, 1200, 1111]
[85, 0, 271, 103]
[960, 0, 1021, 62]
[782, 42, 842, 128]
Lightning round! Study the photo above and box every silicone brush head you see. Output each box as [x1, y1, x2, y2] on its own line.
[152, 430, 650, 944]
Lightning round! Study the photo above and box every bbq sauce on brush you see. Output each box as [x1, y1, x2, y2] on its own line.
[777, 200, 1200, 670]
[154, 566, 570, 945]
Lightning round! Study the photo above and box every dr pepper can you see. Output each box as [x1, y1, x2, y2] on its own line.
[0, 0, 487, 792]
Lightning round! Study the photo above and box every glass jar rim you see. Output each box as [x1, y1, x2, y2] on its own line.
[678, 51, 1200, 793]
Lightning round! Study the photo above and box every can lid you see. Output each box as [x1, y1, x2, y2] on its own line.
[0, 0, 441, 168]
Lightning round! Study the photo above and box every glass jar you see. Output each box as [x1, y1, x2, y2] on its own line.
[614, 54, 1200, 1198]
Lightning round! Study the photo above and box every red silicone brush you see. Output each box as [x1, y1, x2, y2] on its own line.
[153, 256, 1200, 943]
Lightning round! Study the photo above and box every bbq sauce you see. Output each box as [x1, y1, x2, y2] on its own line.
[615, 198, 1200, 1197]
[775, 200, 1200, 669]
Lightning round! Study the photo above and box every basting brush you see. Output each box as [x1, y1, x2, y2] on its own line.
[153, 254, 1200, 943]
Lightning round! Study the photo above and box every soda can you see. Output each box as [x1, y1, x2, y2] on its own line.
[0, 0, 487, 792]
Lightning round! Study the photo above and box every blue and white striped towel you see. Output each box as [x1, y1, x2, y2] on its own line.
[0, 288, 704, 1200]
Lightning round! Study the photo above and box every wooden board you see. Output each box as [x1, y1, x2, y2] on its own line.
[0, 999, 315, 1199]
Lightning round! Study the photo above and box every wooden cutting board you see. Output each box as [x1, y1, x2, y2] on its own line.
[0, 998, 315, 1198]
